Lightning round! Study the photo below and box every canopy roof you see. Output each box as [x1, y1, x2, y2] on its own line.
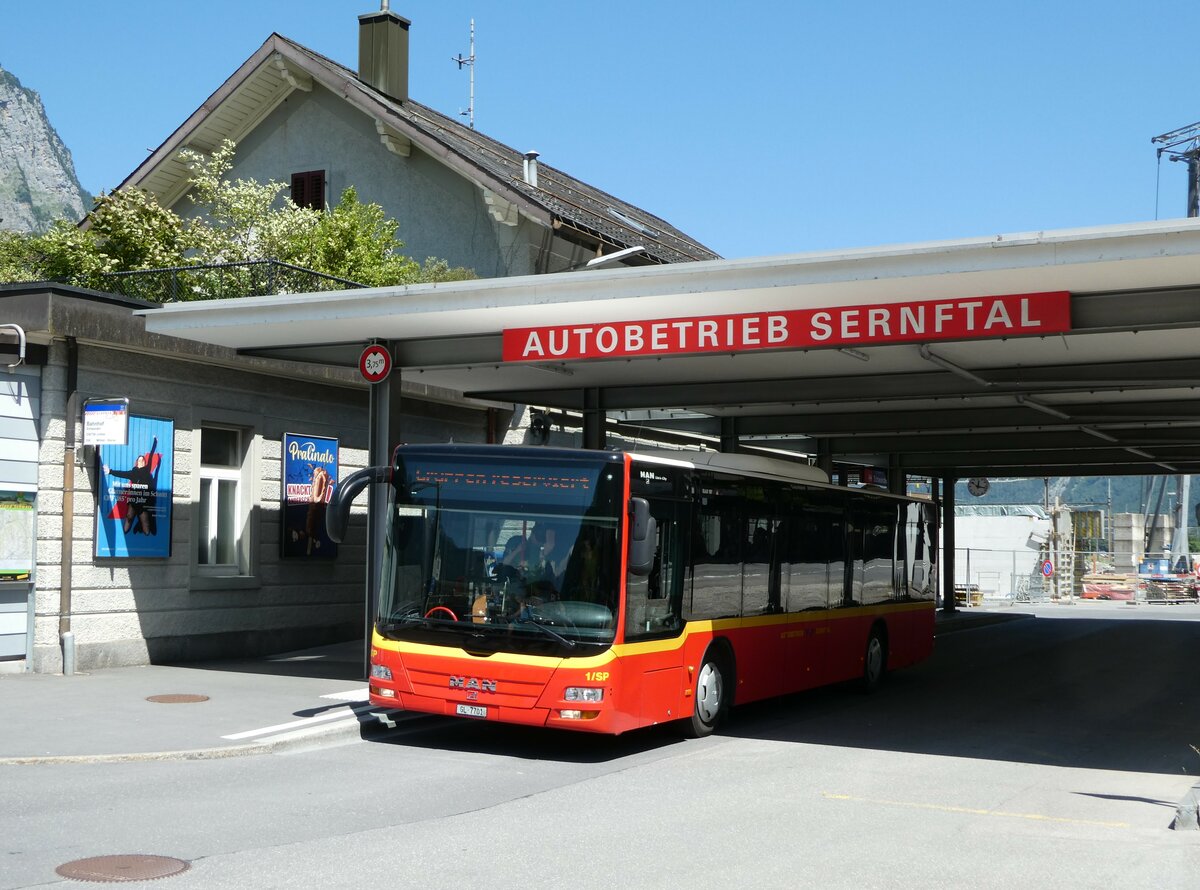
[138, 218, 1200, 478]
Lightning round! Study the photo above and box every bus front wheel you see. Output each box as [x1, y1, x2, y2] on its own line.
[684, 649, 731, 738]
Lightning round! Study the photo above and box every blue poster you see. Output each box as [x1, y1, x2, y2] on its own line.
[95, 416, 174, 558]
[281, 433, 338, 559]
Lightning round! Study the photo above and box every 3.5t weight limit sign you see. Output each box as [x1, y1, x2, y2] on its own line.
[359, 344, 392, 383]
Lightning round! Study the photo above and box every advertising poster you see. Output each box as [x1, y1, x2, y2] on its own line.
[281, 432, 338, 559]
[0, 492, 34, 580]
[95, 416, 174, 558]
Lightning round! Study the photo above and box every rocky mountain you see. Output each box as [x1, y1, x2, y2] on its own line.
[0, 66, 90, 233]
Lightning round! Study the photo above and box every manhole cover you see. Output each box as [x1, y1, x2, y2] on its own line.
[145, 694, 209, 704]
[56, 854, 190, 882]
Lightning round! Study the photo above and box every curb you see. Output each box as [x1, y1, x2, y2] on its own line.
[0, 707, 410, 766]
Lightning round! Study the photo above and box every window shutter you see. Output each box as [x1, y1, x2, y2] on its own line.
[290, 173, 307, 209]
[290, 170, 326, 210]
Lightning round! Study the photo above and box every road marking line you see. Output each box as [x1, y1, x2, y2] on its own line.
[252, 712, 364, 745]
[320, 688, 369, 702]
[820, 792, 1130, 829]
[221, 702, 376, 740]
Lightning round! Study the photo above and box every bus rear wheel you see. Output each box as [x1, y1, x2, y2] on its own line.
[860, 626, 887, 693]
[684, 650, 730, 738]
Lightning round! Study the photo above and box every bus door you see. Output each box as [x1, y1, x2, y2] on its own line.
[827, 497, 896, 681]
[625, 465, 689, 725]
[687, 477, 790, 702]
[899, 501, 937, 664]
[741, 507, 788, 699]
[825, 491, 864, 683]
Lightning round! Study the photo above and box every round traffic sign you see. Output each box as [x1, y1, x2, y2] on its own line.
[359, 344, 392, 383]
[1041, 560, 1054, 577]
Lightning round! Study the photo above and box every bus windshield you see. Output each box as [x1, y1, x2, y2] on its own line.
[378, 450, 624, 655]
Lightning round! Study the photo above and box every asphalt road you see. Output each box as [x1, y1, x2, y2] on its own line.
[5, 605, 1200, 889]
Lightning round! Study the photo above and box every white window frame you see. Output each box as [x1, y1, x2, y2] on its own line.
[191, 417, 259, 590]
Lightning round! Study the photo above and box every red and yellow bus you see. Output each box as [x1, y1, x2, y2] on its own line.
[329, 445, 936, 736]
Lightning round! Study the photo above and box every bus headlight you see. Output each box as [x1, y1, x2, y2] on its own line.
[564, 687, 603, 703]
[370, 664, 393, 681]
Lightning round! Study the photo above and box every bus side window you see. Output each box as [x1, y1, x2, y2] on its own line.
[742, 516, 780, 615]
[830, 495, 850, 607]
[858, 499, 896, 605]
[784, 493, 835, 612]
[905, 502, 935, 600]
[688, 488, 742, 620]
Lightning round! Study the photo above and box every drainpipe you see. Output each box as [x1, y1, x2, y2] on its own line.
[59, 337, 79, 673]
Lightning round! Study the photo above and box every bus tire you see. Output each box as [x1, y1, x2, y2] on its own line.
[860, 624, 887, 693]
[683, 647, 731, 738]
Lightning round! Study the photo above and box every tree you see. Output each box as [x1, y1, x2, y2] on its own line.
[0, 139, 474, 297]
[178, 140, 318, 268]
[86, 187, 190, 272]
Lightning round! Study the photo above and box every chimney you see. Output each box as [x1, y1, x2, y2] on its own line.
[358, 4, 410, 101]
[523, 151, 540, 188]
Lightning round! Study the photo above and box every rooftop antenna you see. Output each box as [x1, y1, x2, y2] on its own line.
[452, 19, 475, 129]
[1151, 119, 1200, 219]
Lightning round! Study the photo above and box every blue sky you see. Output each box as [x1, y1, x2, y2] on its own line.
[2, 1, 1198, 259]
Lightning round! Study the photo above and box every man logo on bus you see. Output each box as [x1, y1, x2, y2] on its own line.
[449, 676, 497, 693]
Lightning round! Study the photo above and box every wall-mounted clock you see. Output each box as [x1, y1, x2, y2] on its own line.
[967, 477, 990, 497]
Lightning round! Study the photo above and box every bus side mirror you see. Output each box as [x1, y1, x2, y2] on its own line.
[627, 497, 657, 576]
[326, 465, 391, 543]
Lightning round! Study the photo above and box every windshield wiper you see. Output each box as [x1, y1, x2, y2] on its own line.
[378, 614, 430, 633]
[518, 611, 576, 649]
[379, 608, 448, 633]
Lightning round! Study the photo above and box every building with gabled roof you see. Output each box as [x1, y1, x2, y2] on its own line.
[115, 9, 718, 278]
[1, 9, 723, 675]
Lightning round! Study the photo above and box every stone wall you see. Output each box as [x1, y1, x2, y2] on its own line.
[27, 335, 496, 673]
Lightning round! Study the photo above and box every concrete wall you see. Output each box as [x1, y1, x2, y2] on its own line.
[941, 511, 1050, 597]
[1112, 512, 1175, 574]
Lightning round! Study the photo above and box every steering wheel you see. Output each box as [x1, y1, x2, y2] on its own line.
[424, 606, 458, 621]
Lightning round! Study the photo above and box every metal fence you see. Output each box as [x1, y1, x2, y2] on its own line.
[100, 260, 365, 303]
[942, 547, 1198, 605]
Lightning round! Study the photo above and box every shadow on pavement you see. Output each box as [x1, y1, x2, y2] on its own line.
[363, 714, 686, 763]
[159, 613, 1200, 778]
[165, 640, 367, 684]
[717, 616, 1200, 776]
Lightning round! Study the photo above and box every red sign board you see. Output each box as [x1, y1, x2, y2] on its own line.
[359, 344, 392, 383]
[502, 291, 1071, 363]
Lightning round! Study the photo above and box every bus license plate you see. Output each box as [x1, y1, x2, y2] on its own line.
[455, 704, 487, 719]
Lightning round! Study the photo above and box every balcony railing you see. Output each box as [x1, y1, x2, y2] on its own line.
[100, 260, 365, 303]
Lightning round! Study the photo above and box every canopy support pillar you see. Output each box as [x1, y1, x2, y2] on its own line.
[720, 417, 740, 453]
[365, 343, 394, 675]
[889, 454, 905, 496]
[816, 439, 833, 478]
[582, 388, 605, 449]
[941, 474, 957, 614]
